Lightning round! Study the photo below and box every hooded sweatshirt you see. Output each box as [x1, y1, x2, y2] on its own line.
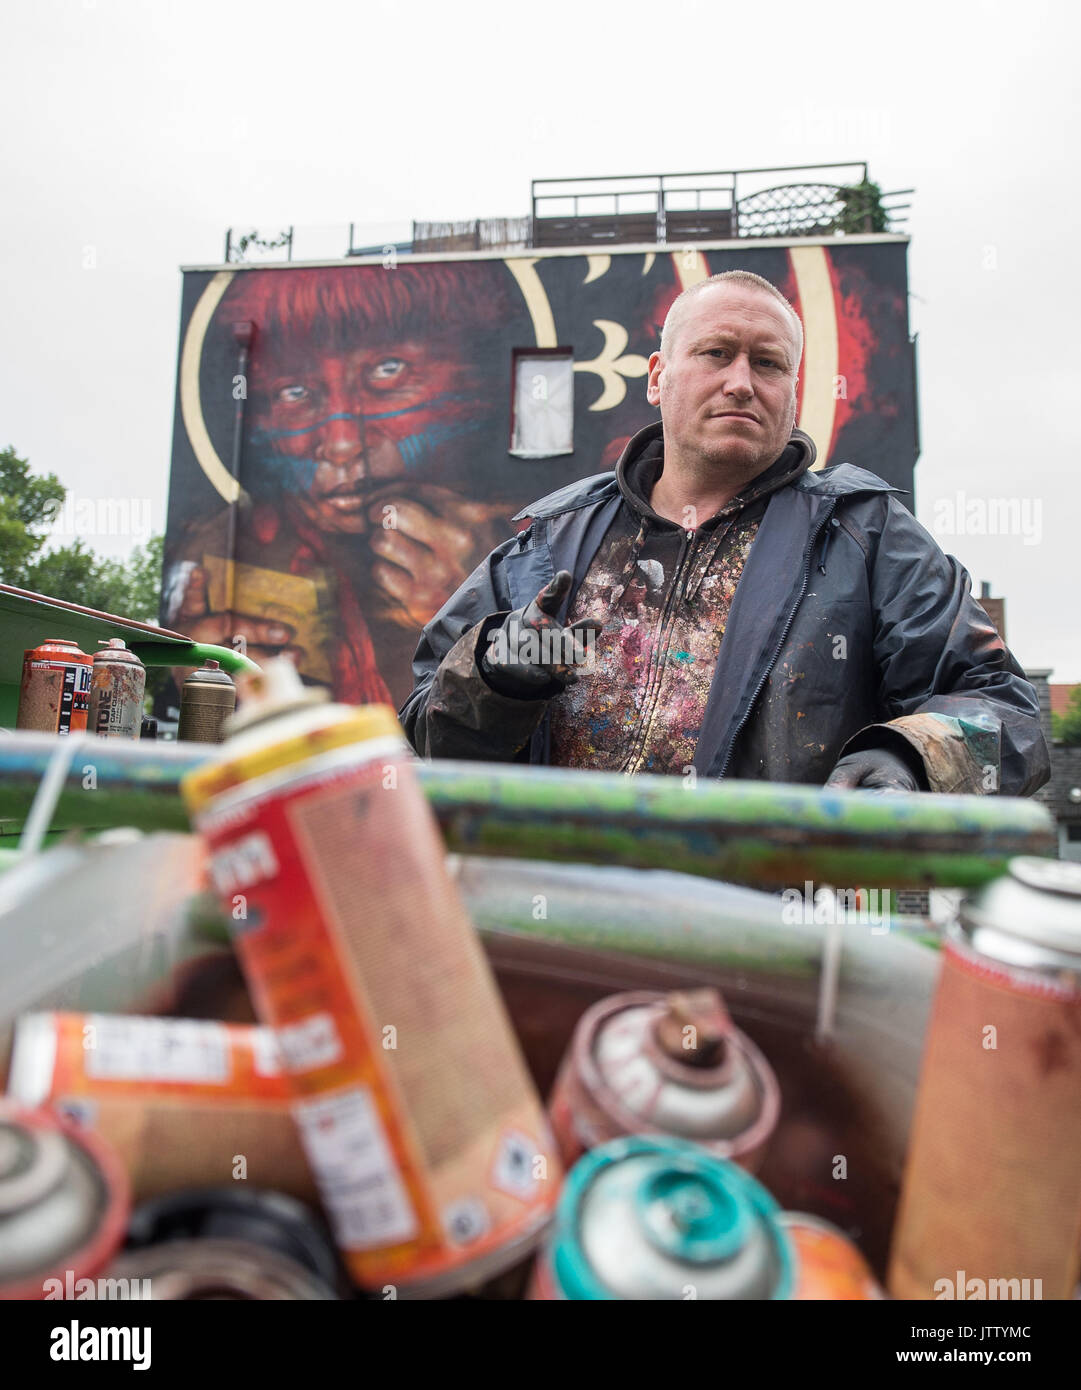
[548, 427, 814, 773]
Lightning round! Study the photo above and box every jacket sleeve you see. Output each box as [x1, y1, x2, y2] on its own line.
[837, 496, 1050, 796]
[397, 542, 552, 762]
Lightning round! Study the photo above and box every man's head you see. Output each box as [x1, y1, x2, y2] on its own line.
[647, 271, 803, 478]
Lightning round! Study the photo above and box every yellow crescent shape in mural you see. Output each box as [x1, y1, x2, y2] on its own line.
[180, 270, 241, 503]
[505, 258, 558, 348]
[789, 246, 839, 471]
[642, 253, 655, 277]
[583, 255, 610, 285]
[672, 249, 710, 290]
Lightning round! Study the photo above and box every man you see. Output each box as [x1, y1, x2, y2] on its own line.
[400, 271, 1049, 796]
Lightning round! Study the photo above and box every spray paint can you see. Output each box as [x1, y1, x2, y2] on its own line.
[16, 639, 92, 735]
[549, 989, 780, 1172]
[888, 857, 1081, 1301]
[86, 639, 146, 740]
[0, 1100, 130, 1300]
[108, 1240, 336, 1300]
[779, 1213, 885, 1300]
[178, 660, 236, 744]
[6, 1012, 317, 1204]
[529, 1135, 795, 1300]
[180, 659, 561, 1297]
[113, 1186, 343, 1299]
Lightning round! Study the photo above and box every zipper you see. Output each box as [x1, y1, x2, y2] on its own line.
[715, 501, 836, 779]
[622, 528, 694, 773]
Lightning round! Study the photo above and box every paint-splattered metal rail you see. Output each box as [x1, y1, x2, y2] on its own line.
[0, 733, 1054, 888]
[419, 762, 1055, 888]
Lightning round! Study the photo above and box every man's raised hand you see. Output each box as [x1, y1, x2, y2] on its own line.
[480, 570, 603, 698]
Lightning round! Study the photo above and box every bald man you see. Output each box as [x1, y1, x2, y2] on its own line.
[400, 271, 1048, 796]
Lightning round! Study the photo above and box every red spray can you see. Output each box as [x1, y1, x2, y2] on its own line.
[16, 639, 92, 735]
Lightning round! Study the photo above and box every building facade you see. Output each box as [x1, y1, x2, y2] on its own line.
[162, 233, 918, 712]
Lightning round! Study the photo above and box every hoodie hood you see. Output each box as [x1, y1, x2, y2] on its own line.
[615, 420, 816, 527]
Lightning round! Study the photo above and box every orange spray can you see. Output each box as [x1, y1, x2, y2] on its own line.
[180, 661, 560, 1297]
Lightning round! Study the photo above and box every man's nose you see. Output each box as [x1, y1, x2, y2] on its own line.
[720, 354, 755, 400]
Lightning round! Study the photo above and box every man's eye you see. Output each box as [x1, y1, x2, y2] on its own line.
[756, 359, 780, 369]
[277, 384, 309, 404]
[706, 349, 729, 359]
[370, 357, 407, 382]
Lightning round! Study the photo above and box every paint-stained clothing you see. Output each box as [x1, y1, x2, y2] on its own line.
[400, 423, 1050, 796]
[548, 437, 800, 773]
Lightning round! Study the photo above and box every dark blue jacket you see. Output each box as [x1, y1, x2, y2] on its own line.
[400, 425, 1049, 796]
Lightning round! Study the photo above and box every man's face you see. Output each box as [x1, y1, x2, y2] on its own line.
[646, 285, 801, 475]
[251, 341, 474, 534]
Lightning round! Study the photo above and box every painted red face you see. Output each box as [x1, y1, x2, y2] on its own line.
[250, 341, 478, 534]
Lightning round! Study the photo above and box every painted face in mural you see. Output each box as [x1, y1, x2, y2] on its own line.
[250, 336, 487, 536]
[647, 283, 800, 480]
[165, 266, 515, 693]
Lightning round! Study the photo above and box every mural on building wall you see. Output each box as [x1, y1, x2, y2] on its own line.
[163, 242, 915, 710]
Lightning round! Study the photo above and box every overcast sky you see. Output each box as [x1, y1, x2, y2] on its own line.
[3, 0, 1078, 677]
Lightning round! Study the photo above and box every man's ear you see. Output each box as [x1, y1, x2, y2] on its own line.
[646, 350, 663, 406]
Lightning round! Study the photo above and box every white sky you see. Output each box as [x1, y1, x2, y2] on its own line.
[3, 0, 1079, 677]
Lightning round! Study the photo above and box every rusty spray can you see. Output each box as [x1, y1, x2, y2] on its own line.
[0, 1100, 130, 1300]
[86, 638, 146, 740]
[180, 659, 561, 1298]
[107, 1187, 343, 1299]
[6, 1012, 317, 1204]
[178, 659, 236, 744]
[549, 989, 780, 1172]
[16, 639, 92, 735]
[780, 1212, 886, 1300]
[529, 1135, 795, 1299]
[888, 857, 1081, 1300]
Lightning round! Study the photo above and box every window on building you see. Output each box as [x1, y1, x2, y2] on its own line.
[510, 349, 574, 458]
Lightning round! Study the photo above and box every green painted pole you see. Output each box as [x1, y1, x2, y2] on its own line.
[0, 734, 1055, 888]
[420, 763, 1055, 889]
[128, 640, 261, 677]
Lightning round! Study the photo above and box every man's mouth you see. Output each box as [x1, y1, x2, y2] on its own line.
[712, 411, 760, 423]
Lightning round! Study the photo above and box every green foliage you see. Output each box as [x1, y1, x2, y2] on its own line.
[0, 445, 66, 582]
[833, 180, 890, 235]
[0, 446, 163, 621]
[20, 535, 163, 622]
[1053, 686, 1081, 745]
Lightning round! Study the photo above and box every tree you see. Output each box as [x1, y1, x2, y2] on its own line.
[0, 445, 66, 582]
[19, 535, 164, 622]
[1053, 686, 1081, 745]
[833, 180, 891, 235]
[0, 445, 163, 621]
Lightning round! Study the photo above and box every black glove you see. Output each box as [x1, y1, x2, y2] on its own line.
[824, 746, 924, 793]
[480, 570, 602, 699]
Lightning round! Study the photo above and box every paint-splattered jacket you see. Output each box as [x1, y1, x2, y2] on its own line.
[399, 423, 1050, 796]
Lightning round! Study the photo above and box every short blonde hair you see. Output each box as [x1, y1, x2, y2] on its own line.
[660, 270, 803, 368]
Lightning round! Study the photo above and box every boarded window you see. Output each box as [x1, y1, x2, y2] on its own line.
[510, 350, 574, 458]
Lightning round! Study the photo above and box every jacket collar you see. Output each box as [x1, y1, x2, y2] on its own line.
[512, 423, 900, 523]
[615, 423, 816, 527]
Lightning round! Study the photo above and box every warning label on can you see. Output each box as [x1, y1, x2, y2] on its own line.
[293, 1086, 418, 1249]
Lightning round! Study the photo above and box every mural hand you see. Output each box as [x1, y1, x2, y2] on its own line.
[366, 484, 509, 628]
[166, 562, 307, 690]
